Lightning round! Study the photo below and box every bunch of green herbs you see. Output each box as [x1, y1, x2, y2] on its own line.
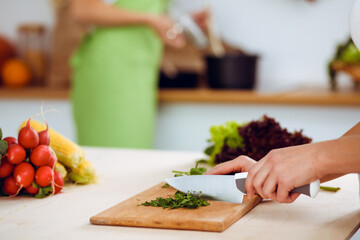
[140, 191, 210, 209]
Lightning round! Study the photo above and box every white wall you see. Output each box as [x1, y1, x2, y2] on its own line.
[0, 0, 54, 52]
[1, 100, 359, 152]
[155, 102, 360, 151]
[0, 0, 355, 90]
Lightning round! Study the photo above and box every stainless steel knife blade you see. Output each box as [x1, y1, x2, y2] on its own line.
[165, 175, 244, 203]
[165, 172, 320, 204]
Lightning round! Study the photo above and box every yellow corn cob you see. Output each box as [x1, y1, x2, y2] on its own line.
[19, 120, 85, 170]
[54, 161, 67, 179]
[67, 159, 96, 184]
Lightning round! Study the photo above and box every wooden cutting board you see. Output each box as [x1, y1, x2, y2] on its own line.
[90, 183, 262, 232]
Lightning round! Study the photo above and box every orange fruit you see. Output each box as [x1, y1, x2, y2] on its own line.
[1, 58, 31, 88]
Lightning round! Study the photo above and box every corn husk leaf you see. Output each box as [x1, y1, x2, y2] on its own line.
[67, 159, 96, 184]
[55, 162, 67, 179]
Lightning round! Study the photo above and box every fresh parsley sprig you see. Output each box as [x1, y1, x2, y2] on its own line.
[162, 161, 207, 188]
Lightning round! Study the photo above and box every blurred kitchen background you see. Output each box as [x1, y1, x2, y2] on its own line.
[0, 0, 359, 152]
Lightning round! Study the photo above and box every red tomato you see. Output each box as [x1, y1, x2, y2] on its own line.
[3, 137, 18, 146]
[3, 176, 21, 196]
[30, 145, 52, 167]
[7, 144, 26, 165]
[25, 182, 39, 195]
[53, 171, 64, 194]
[13, 162, 35, 188]
[0, 157, 14, 178]
[18, 119, 39, 149]
[35, 166, 54, 187]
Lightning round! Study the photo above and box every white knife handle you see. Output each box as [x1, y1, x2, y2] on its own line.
[291, 180, 320, 198]
[235, 172, 320, 198]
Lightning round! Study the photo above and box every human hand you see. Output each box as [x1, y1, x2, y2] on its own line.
[245, 143, 323, 203]
[192, 8, 209, 33]
[204, 155, 257, 175]
[147, 15, 186, 49]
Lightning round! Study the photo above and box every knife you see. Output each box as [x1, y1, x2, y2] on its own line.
[165, 172, 320, 204]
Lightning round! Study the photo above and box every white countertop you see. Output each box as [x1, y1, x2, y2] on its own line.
[1, 147, 360, 240]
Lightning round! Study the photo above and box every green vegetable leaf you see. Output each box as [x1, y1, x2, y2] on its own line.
[35, 186, 53, 198]
[32, 181, 39, 189]
[207, 121, 245, 164]
[0, 128, 2, 139]
[190, 167, 207, 175]
[0, 140, 8, 156]
[195, 159, 209, 165]
[320, 186, 341, 192]
[204, 145, 214, 156]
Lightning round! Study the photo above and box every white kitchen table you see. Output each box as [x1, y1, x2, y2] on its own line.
[1, 147, 360, 240]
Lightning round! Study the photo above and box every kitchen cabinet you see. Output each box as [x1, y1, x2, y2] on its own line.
[0, 147, 359, 239]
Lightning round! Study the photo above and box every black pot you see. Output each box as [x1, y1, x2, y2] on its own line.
[206, 54, 258, 89]
[158, 72, 199, 88]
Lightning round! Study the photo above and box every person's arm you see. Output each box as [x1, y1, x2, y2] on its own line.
[343, 122, 360, 136]
[69, 0, 185, 48]
[69, 0, 152, 26]
[320, 122, 360, 182]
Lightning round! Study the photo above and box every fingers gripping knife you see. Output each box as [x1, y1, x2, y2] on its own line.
[235, 172, 320, 198]
[165, 173, 320, 204]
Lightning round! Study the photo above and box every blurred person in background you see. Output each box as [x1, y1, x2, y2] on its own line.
[69, 0, 202, 148]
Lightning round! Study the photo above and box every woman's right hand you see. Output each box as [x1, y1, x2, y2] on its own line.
[147, 15, 186, 49]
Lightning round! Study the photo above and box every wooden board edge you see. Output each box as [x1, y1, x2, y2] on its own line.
[89, 203, 226, 232]
[90, 217, 224, 232]
[220, 195, 262, 231]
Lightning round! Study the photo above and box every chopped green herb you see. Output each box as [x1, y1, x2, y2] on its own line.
[320, 186, 341, 192]
[162, 162, 208, 188]
[140, 191, 210, 209]
[196, 159, 209, 165]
